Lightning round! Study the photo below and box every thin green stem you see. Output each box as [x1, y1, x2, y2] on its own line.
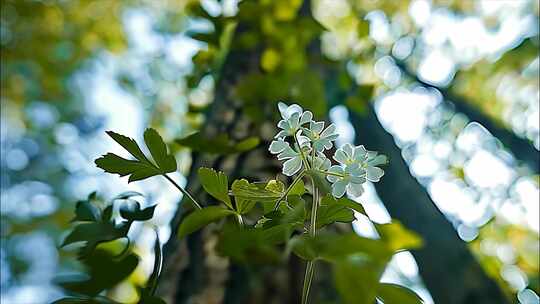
[294, 134, 311, 170]
[315, 169, 345, 178]
[162, 174, 203, 209]
[301, 178, 320, 304]
[273, 171, 306, 211]
[302, 261, 314, 304]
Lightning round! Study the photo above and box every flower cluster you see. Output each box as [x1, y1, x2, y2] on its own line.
[269, 102, 387, 198]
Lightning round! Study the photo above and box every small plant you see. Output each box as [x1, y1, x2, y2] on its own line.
[55, 102, 423, 304]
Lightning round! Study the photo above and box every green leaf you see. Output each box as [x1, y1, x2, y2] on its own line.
[290, 233, 392, 262]
[377, 283, 424, 304]
[61, 222, 129, 253]
[119, 201, 156, 221]
[95, 129, 177, 183]
[231, 179, 284, 203]
[178, 206, 236, 238]
[73, 197, 101, 222]
[289, 179, 305, 196]
[111, 191, 143, 201]
[217, 223, 282, 264]
[198, 167, 232, 208]
[316, 204, 355, 229]
[106, 131, 147, 161]
[232, 180, 256, 214]
[143, 128, 177, 173]
[95, 153, 160, 183]
[375, 221, 423, 252]
[176, 133, 260, 155]
[334, 257, 387, 304]
[58, 249, 139, 297]
[306, 169, 331, 195]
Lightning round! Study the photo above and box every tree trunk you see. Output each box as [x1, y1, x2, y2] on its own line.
[350, 104, 510, 304]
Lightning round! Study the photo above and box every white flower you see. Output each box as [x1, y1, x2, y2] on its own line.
[326, 164, 366, 198]
[310, 154, 331, 171]
[275, 102, 313, 138]
[269, 138, 309, 176]
[302, 121, 338, 152]
[332, 143, 386, 182]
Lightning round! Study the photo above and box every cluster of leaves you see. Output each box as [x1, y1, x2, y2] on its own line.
[54, 191, 164, 304]
[55, 120, 425, 303]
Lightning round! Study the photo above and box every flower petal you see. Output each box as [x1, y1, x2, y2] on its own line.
[320, 123, 336, 137]
[310, 121, 325, 133]
[353, 145, 367, 161]
[269, 140, 289, 154]
[366, 166, 384, 182]
[300, 111, 313, 125]
[278, 102, 289, 118]
[346, 183, 364, 197]
[283, 157, 303, 176]
[331, 180, 348, 198]
[334, 150, 348, 164]
[368, 154, 388, 166]
[342, 143, 354, 158]
[277, 146, 298, 160]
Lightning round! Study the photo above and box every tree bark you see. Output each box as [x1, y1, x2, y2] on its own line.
[350, 104, 510, 304]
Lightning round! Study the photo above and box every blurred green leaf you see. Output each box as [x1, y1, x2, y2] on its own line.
[377, 283, 424, 304]
[376, 221, 423, 252]
[231, 179, 256, 214]
[58, 250, 139, 296]
[198, 167, 232, 208]
[176, 133, 260, 155]
[290, 232, 392, 262]
[52, 296, 120, 304]
[73, 194, 101, 222]
[119, 201, 156, 222]
[178, 206, 236, 238]
[334, 257, 386, 304]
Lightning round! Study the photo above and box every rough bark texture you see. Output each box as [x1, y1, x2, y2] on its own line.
[395, 59, 539, 174]
[351, 104, 510, 304]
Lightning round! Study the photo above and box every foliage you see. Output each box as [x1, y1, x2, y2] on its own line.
[57, 105, 423, 304]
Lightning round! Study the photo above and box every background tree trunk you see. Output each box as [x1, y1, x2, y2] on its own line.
[351, 104, 510, 304]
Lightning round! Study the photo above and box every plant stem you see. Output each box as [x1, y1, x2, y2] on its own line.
[162, 174, 203, 209]
[273, 171, 306, 211]
[294, 134, 311, 170]
[301, 179, 319, 304]
[236, 213, 244, 227]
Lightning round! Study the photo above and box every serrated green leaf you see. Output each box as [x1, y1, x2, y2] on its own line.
[105, 131, 147, 161]
[143, 128, 177, 173]
[96, 129, 177, 183]
[231, 180, 256, 214]
[95, 153, 160, 183]
[316, 204, 355, 229]
[198, 167, 232, 208]
[178, 206, 236, 238]
[119, 201, 156, 221]
[377, 283, 424, 304]
[232, 179, 284, 204]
